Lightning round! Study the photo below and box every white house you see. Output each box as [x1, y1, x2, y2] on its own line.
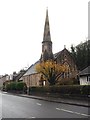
[0, 76, 3, 89]
[0, 75, 10, 89]
[79, 66, 90, 85]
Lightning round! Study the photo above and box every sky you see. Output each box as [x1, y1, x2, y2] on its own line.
[0, 0, 88, 75]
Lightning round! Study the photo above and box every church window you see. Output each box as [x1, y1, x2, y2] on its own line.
[67, 71, 69, 78]
[43, 81, 46, 86]
[61, 72, 64, 78]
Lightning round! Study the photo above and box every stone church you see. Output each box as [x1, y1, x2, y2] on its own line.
[23, 9, 78, 88]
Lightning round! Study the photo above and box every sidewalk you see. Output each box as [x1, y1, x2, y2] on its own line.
[17, 93, 89, 107]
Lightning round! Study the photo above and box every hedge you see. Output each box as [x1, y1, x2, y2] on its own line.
[5, 82, 27, 92]
[29, 85, 90, 96]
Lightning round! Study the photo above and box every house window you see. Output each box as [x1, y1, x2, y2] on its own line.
[88, 76, 90, 82]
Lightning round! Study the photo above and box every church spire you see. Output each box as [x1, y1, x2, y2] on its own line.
[43, 8, 51, 41]
[41, 8, 53, 61]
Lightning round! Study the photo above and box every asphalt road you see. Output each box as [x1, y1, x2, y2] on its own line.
[0, 92, 89, 119]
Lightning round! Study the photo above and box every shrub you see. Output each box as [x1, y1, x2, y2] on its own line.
[5, 82, 27, 92]
[80, 85, 90, 95]
[5, 82, 16, 91]
[16, 82, 27, 91]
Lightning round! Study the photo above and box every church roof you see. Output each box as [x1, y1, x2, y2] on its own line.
[54, 48, 71, 58]
[23, 60, 40, 76]
[54, 51, 61, 58]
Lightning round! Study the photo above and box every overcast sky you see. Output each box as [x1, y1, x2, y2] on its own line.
[0, 0, 88, 75]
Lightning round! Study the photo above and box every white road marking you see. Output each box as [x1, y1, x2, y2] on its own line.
[73, 112, 81, 115]
[56, 108, 60, 110]
[56, 108, 90, 117]
[31, 117, 36, 118]
[80, 113, 90, 117]
[3, 92, 7, 93]
[36, 103, 42, 106]
[60, 109, 74, 113]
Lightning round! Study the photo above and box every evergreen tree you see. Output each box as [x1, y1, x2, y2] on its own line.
[70, 40, 90, 70]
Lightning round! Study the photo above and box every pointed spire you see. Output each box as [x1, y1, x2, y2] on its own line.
[46, 7, 49, 22]
[41, 8, 53, 61]
[43, 8, 51, 41]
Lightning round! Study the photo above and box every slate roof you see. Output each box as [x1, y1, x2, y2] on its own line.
[79, 66, 90, 76]
[54, 48, 74, 61]
[23, 60, 40, 76]
[54, 51, 61, 58]
[15, 70, 26, 80]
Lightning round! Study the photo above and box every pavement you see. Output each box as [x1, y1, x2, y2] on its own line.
[14, 93, 90, 107]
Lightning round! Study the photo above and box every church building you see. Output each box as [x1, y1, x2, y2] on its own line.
[23, 9, 78, 88]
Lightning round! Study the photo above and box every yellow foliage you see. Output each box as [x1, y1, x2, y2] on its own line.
[36, 60, 68, 77]
[36, 60, 69, 85]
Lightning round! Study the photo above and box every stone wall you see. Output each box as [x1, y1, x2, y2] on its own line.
[23, 73, 41, 87]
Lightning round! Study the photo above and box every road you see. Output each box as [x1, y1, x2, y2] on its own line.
[0, 92, 89, 119]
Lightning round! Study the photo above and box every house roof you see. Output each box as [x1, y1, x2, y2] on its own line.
[15, 70, 27, 80]
[79, 66, 90, 76]
[23, 60, 40, 76]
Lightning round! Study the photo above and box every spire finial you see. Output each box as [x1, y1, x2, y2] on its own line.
[64, 45, 66, 49]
